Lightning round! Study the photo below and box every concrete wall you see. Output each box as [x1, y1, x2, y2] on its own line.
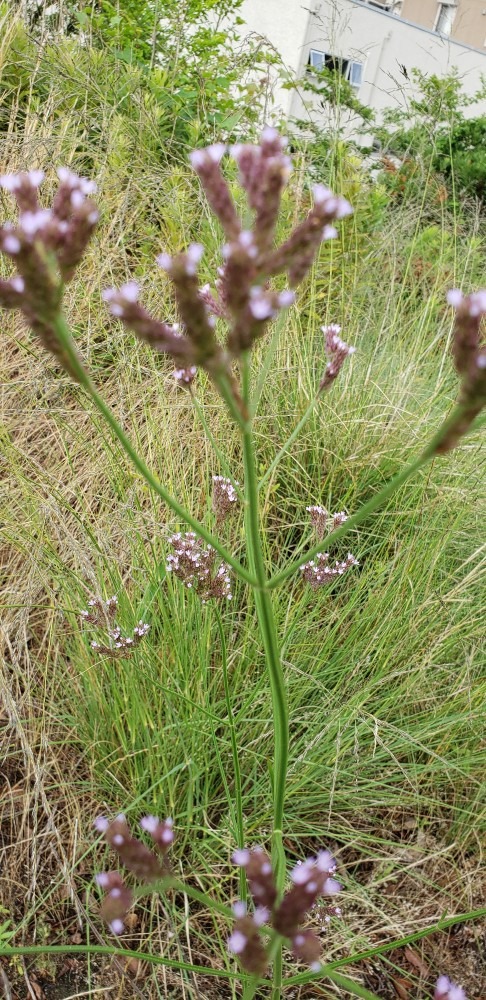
[238, 0, 486, 123]
[295, 0, 486, 121]
[238, 0, 312, 117]
[400, 0, 437, 30]
[401, 0, 486, 48]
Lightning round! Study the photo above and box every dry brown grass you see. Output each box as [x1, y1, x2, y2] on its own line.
[1, 49, 485, 997]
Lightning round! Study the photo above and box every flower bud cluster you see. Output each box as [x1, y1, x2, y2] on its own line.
[0, 168, 99, 379]
[300, 551, 359, 589]
[189, 144, 241, 242]
[199, 281, 227, 320]
[80, 595, 150, 658]
[230, 127, 292, 254]
[434, 977, 467, 1000]
[229, 846, 341, 974]
[260, 183, 352, 288]
[212, 475, 239, 523]
[166, 531, 232, 601]
[80, 594, 118, 626]
[306, 505, 348, 541]
[319, 324, 356, 392]
[437, 290, 486, 452]
[227, 901, 270, 976]
[100, 128, 353, 407]
[94, 813, 174, 934]
[173, 364, 198, 386]
[102, 282, 193, 365]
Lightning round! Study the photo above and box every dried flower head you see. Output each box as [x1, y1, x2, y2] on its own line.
[80, 595, 150, 658]
[306, 506, 348, 540]
[319, 324, 356, 391]
[212, 475, 239, 523]
[166, 531, 232, 601]
[300, 552, 358, 589]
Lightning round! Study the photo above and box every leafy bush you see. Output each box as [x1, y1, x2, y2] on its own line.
[1, 2, 270, 158]
[433, 116, 486, 203]
[375, 68, 486, 204]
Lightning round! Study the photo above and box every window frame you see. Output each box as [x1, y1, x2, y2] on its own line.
[307, 49, 364, 93]
[434, 2, 457, 35]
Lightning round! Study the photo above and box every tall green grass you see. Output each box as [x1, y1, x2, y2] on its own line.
[0, 24, 485, 997]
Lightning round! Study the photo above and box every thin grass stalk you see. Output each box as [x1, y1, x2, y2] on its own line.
[190, 392, 243, 499]
[50, 313, 257, 586]
[0, 944, 250, 981]
[259, 393, 320, 490]
[250, 311, 288, 418]
[268, 402, 486, 589]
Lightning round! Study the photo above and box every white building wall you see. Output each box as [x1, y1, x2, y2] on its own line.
[238, 0, 312, 117]
[238, 0, 486, 123]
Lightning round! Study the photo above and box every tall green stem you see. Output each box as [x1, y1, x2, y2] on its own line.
[241, 356, 288, 999]
[51, 314, 257, 587]
[215, 609, 246, 900]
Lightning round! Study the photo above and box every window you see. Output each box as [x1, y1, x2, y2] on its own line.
[435, 3, 456, 35]
[308, 50, 364, 92]
[347, 61, 363, 89]
[362, 0, 403, 11]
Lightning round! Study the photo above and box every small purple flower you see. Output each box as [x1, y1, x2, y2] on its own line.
[319, 324, 356, 391]
[301, 552, 358, 589]
[166, 531, 232, 601]
[227, 929, 247, 955]
[434, 976, 467, 1000]
[108, 918, 124, 935]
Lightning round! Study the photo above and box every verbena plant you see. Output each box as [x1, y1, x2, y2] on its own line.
[0, 131, 484, 999]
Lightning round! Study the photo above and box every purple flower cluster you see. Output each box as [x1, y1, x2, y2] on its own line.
[300, 552, 359, 589]
[94, 813, 174, 934]
[301, 506, 358, 588]
[166, 531, 232, 601]
[212, 474, 239, 523]
[306, 505, 348, 540]
[0, 168, 98, 379]
[319, 324, 356, 391]
[101, 128, 354, 410]
[229, 846, 341, 974]
[80, 595, 150, 658]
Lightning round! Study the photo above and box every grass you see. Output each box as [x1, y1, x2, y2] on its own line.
[1, 21, 485, 999]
